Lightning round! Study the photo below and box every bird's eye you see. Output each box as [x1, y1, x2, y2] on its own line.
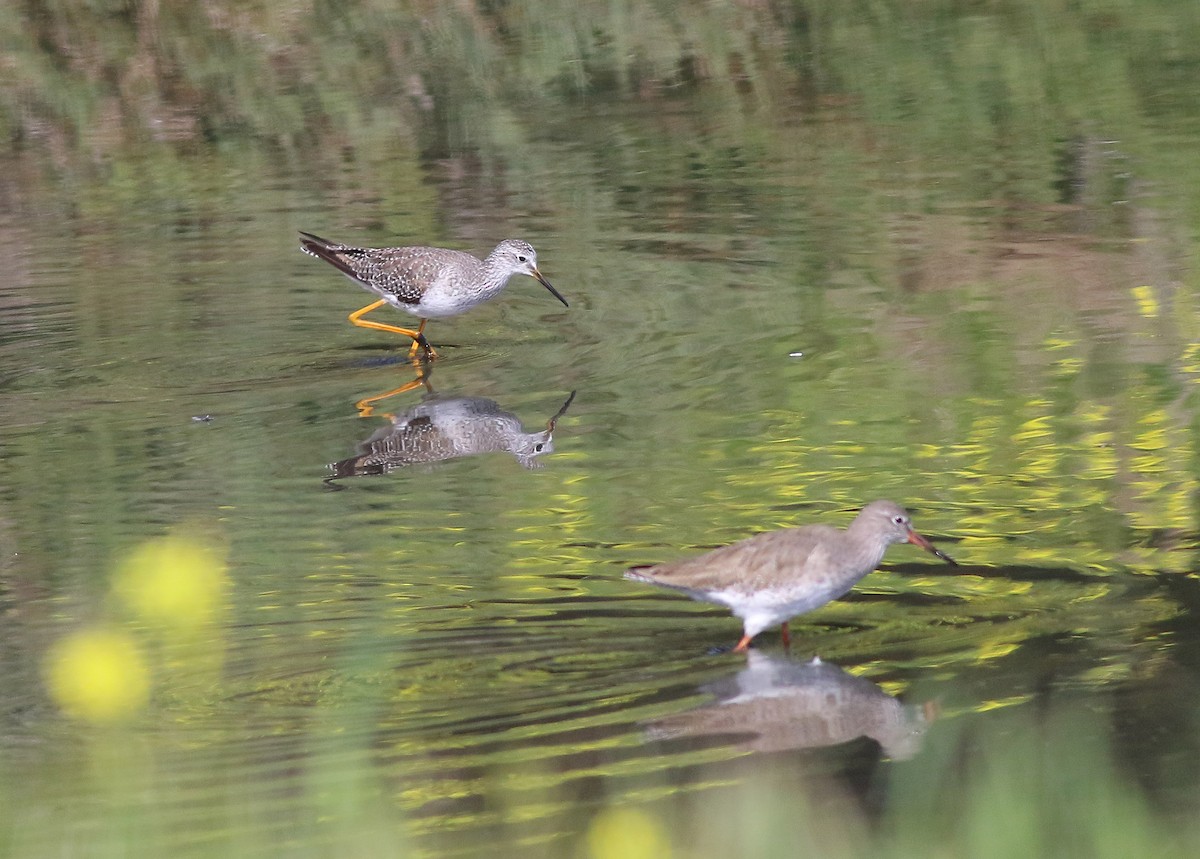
[517, 255, 528, 262]
[892, 515, 906, 525]
[534, 443, 545, 452]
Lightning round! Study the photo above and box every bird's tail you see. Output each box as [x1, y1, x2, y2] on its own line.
[299, 230, 349, 257]
[299, 231, 363, 280]
[623, 565, 658, 583]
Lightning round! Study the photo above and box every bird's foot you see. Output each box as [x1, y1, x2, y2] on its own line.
[408, 336, 438, 362]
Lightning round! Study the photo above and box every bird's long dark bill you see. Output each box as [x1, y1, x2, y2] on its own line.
[545, 390, 577, 432]
[907, 531, 958, 566]
[532, 268, 569, 307]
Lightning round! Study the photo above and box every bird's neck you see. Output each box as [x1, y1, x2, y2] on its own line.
[480, 252, 516, 291]
[843, 522, 893, 571]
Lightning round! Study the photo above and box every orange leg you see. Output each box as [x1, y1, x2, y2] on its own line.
[733, 633, 754, 653]
[355, 376, 432, 417]
[780, 622, 791, 648]
[348, 300, 437, 360]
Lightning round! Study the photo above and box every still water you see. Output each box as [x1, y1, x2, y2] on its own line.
[3, 2, 1200, 856]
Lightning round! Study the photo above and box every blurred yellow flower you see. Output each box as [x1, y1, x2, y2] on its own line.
[585, 807, 672, 859]
[45, 627, 150, 723]
[112, 535, 228, 630]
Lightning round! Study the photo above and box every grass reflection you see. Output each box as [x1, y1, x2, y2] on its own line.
[7, 693, 1199, 858]
[603, 700, 1198, 859]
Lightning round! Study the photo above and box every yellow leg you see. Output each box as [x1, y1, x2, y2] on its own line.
[355, 366, 435, 417]
[348, 300, 437, 359]
[732, 633, 754, 653]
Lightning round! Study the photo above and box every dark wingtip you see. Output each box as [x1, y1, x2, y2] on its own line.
[298, 231, 335, 255]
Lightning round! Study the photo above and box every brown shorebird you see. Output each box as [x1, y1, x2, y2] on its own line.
[624, 500, 957, 652]
[299, 232, 568, 359]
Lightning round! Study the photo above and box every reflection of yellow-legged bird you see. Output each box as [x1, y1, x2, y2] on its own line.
[328, 390, 577, 480]
[299, 232, 568, 360]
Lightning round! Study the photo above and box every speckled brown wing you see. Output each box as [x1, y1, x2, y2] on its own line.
[327, 415, 459, 477]
[300, 232, 431, 306]
[371, 247, 474, 305]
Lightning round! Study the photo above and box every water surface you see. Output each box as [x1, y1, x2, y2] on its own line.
[3, 2, 1200, 856]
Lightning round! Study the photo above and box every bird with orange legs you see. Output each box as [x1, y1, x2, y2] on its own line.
[299, 232, 568, 360]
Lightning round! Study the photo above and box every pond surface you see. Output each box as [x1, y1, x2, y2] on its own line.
[4, 3, 1200, 856]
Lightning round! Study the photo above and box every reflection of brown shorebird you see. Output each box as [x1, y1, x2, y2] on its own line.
[647, 651, 935, 759]
[327, 386, 575, 481]
[299, 232, 568, 360]
[625, 501, 956, 652]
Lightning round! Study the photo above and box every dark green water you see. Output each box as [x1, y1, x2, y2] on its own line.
[4, 2, 1200, 856]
